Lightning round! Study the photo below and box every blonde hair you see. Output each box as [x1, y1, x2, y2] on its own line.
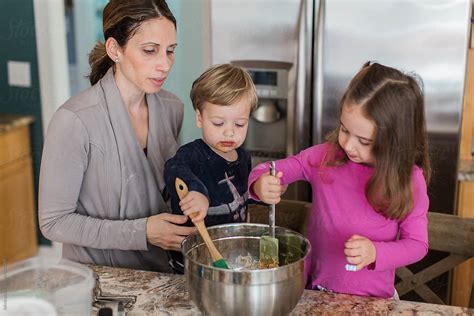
[88, 0, 176, 85]
[190, 64, 258, 112]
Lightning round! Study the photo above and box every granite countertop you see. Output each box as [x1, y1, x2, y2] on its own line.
[90, 265, 473, 315]
[0, 113, 34, 134]
[458, 158, 474, 181]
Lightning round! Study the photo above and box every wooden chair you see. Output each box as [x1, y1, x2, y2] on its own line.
[395, 212, 474, 305]
[249, 200, 474, 306]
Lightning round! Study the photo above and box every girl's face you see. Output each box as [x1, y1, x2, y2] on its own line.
[114, 17, 176, 95]
[196, 97, 251, 160]
[338, 104, 376, 165]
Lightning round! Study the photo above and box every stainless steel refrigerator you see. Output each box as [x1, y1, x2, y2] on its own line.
[209, 0, 471, 215]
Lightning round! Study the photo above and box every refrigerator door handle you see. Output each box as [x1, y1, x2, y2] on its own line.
[291, 0, 314, 156]
[312, 0, 324, 145]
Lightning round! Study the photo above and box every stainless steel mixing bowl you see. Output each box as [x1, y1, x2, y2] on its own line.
[182, 223, 311, 316]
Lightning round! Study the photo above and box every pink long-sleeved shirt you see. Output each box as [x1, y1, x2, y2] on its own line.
[248, 143, 429, 298]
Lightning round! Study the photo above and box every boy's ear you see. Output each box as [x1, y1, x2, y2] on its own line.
[195, 109, 203, 128]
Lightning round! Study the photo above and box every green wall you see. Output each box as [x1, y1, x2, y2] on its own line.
[165, 0, 204, 144]
[0, 0, 46, 243]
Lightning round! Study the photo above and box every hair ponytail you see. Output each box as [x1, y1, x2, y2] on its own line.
[88, 41, 114, 86]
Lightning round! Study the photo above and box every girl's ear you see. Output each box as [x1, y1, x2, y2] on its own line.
[105, 37, 122, 62]
[195, 109, 203, 128]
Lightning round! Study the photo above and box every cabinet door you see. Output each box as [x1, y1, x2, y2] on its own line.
[0, 125, 30, 165]
[0, 155, 37, 264]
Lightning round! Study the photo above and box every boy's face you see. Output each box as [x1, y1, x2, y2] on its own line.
[196, 96, 251, 159]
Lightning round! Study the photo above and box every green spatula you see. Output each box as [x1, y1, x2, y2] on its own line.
[259, 161, 279, 268]
[175, 178, 230, 269]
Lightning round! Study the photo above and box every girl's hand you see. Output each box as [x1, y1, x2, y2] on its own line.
[344, 234, 376, 271]
[179, 191, 209, 223]
[252, 171, 284, 204]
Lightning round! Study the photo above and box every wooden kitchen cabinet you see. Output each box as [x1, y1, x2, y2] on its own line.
[451, 45, 474, 307]
[0, 114, 37, 265]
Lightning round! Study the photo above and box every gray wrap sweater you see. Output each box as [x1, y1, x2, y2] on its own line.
[38, 68, 183, 271]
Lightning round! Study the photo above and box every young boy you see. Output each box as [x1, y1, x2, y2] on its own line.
[164, 63, 258, 273]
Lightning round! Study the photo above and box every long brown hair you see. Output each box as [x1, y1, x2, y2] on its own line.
[325, 62, 431, 220]
[88, 0, 176, 85]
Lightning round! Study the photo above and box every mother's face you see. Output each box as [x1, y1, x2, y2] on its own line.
[115, 17, 177, 94]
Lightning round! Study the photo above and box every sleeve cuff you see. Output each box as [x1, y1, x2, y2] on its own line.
[371, 241, 388, 271]
[133, 217, 149, 250]
[247, 163, 269, 200]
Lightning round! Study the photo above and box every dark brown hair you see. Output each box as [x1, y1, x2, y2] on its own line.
[88, 0, 176, 85]
[325, 62, 431, 220]
[190, 63, 258, 112]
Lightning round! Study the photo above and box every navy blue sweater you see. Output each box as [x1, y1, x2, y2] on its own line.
[164, 139, 252, 227]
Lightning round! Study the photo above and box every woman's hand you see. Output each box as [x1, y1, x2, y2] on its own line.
[146, 213, 196, 251]
[252, 171, 285, 204]
[344, 234, 376, 271]
[179, 191, 209, 223]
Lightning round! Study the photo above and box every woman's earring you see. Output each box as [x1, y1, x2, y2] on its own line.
[115, 58, 119, 63]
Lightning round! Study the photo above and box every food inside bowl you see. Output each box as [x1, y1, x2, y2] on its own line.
[232, 233, 302, 270]
[235, 253, 259, 269]
[258, 258, 279, 269]
[235, 253, 279, 269]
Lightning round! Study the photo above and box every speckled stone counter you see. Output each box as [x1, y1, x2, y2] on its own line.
[90, 265, 473, 315]
[459, 158, 474, 181]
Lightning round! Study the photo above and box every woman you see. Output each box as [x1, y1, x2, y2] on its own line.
[38, 0, 195, 272]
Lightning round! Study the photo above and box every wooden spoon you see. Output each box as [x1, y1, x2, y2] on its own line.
[175, 178, 230, 269]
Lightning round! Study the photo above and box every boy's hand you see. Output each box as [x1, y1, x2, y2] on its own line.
[179, 191, 209, 223]
[252, 171, 284, 204]
[344, 234, 376, 271]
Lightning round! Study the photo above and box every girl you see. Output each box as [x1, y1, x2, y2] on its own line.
[248, 62, 431, 298]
